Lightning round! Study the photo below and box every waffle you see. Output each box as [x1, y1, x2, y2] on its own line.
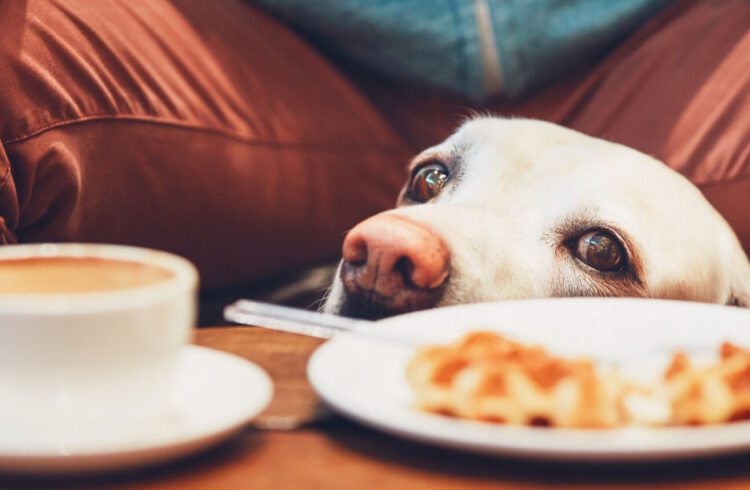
[406, 332, 750, 428]
[662, 343, 750, 425]
[406, 332, 626, 428]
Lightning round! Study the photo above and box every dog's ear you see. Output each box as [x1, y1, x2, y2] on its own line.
[729, 263, 750, 308]
[730, 288, 750, 308]
[730, 291, 749, 307]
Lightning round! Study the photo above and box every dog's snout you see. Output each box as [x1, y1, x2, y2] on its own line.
[340, 214, 450, 314]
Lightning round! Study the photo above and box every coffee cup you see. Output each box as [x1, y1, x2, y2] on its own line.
[0, 243, 198, 435]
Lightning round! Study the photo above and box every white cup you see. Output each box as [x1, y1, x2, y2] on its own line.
[0, 243, 198, 435]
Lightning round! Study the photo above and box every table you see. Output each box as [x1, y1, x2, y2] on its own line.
[5, 327, 750, 489]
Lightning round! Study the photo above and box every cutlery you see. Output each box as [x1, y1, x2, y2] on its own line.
[223, 299, 415, 346]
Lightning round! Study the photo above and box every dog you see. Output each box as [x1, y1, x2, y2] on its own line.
[322, 117, 750, 319]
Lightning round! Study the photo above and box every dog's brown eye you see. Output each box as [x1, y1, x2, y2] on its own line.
[575, 231, 625, 271]
[409, 163, 448, 202]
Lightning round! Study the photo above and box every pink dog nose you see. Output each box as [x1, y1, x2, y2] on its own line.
[340, 214, 450, 313]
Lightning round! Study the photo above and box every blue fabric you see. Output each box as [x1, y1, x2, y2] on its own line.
[255, 0, 675, 100]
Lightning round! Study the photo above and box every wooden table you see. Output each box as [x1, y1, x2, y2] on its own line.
[5, 327, 750, 489]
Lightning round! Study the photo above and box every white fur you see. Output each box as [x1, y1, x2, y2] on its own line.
[324, 118, 750, 315]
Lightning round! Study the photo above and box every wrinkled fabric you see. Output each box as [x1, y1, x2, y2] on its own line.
[350, 0, 750, 253]
[0, 0, 410, 288]
[0, 0, 747, 291]
[254, 0, 674, 99]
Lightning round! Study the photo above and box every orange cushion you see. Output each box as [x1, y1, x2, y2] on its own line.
[354, 0, 750, 256]
[529, 0, 750, 254]
[0, 0, 409, 288]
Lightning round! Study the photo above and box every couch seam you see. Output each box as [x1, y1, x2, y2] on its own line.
[1, 114, 408, 153]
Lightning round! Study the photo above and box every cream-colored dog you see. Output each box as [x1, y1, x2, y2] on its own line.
[323, 117, 750, 319]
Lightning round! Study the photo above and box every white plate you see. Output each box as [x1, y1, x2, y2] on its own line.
[0, 345, 273, 474]
[308, 298, 750, 461]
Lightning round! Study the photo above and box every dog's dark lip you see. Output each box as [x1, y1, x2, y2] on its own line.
[335, 283, 447, 321]
[336, 294, 402, 321]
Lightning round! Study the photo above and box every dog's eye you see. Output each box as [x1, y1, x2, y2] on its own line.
[409, 163, 448, 202]
[575, 230, 625, 271]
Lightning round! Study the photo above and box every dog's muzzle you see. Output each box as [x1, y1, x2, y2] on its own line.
[337, 214, 450, 319]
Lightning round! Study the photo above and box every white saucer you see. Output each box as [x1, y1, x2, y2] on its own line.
[308, 298, 750, 462]
[0, 345, 273, 474]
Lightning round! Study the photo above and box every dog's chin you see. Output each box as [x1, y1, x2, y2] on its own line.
[333, 293, 407, 320]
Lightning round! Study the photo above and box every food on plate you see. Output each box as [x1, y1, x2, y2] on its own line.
[406, 332, 626, 428]
[406, 332, 750, 428]
[663, 343, 750, 425]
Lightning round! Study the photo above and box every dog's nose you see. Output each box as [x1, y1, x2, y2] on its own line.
[340, 214, 450, 312]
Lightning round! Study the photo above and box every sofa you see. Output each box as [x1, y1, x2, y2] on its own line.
[0, 0, 747, 321]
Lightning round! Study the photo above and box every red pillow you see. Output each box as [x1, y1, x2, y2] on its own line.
[0, 0, 409, 288]
[353, 0, 750, 256]
[1, 0, 747, 293]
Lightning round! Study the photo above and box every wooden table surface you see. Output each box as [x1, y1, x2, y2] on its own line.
[5, 327, 750, 489]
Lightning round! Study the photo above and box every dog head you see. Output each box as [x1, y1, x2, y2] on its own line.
[323, 117, 750, 319]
